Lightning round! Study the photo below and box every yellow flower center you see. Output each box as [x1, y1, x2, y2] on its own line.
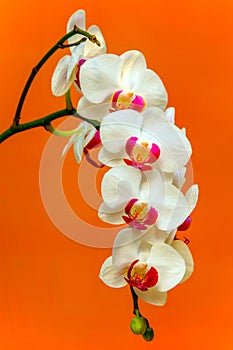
[131, 141, 151, 163]
[110, 90, 146, 112]
[130, 201, 149, 221]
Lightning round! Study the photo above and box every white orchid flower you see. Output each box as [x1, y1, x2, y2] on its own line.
[98, 108, 192, 173]
[98, 165, 197, 231]
[51, 9, 106, 96]
[62, 121, 99, 163]
[77, 50, 167, 121]
[99, 227, 193, 306]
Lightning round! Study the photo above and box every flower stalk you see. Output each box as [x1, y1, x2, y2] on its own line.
[12, 26, 94, 128]
[130, 286, 154, 341]
[0, 109, 76, 143]
[130, 286, 141, 316]
[0, 27, 100, 143]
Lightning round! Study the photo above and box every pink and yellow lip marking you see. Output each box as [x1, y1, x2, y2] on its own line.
[122, 198, 158, 230]
[125, 259, 159, 291]
[124, 136, 160, 170]
[110, 90, 146, 113]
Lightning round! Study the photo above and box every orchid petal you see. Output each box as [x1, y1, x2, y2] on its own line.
[80, 54, 122, 103]
[84, 25, 106, 57]
[51, 56, 71, 96]
[173, 167, 186, 189]
[98, 147, 125, 167]
[185, 184, 199, 216]
[138, 240, 153, 262]
[155, 184, 188, 231]
[148, 243, 185, 292]
[62, 132, 78, 158]
[165, 107, 175, 123]
[99, 256, 127, 288]
[66, 44, 85, 90]
[77, 97, 110, 121]
[120, 50, 147, 89]
[143, 226, 169, 244]
[156, 124, 192, 172]
[165, 229, 177, 244]
[83, 128, 97, 148]
[140, 168, 167, 203]
[101, 166, 141, 208]
[142, 109, 192, 172]
[171, 240, 194, 283]
[142, 170, 188, 230]
[100, 110, 142, 153]
[98, 202, 125, 224]
[73, 131, 86, 163]
[133, 68, 168, 109]
[134, 288, 167, 306]
[67, 9, 86, 49]
[112, 228, 145, 270]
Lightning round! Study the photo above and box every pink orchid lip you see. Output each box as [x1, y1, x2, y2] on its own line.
[122, 198, 158, 230]
[124, 136, 160, 170]
[123, 158, 153, 171]
[111, 89, 123, 104]
[110, 90, 146, 112]
[125, 136, 138, 153]
[124, 259, 159, 291]
[74, 58, 86, 89]
[177, 216, 192, 231]
[130, 95, 146, 113]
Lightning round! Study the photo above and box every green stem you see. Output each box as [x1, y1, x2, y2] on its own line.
[58, 38, 87, 49]
[45, 124, 79, 137]
[12, 26, 99, 128]
[0, 108, 75, 143]
[130, 286, 142, 317]
[0, 26, 101, 143]
[65, 90, 73, 111]
[73, 113, 100, 129]
[130, 286, 153, 337]
[0, 109, 100, 143]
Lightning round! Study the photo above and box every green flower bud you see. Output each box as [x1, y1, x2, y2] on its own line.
[130, 316, 147, 335]
[143, 327, 154, 341]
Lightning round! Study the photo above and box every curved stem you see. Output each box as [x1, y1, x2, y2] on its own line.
[0, 108, 75, 143]
[130, 286, 151, 326]
[45, 124, 78, 137]
[12, 26, 99, 128]
[0, 25, 101, 143]
[130, 286, 154, 339]
[73, 112, 100, 129]
[0, 109, 100, 143]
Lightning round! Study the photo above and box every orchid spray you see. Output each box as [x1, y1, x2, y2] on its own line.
[0, 9, 198, 342]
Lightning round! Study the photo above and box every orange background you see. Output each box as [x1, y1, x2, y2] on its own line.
[0, 0, 233, 348]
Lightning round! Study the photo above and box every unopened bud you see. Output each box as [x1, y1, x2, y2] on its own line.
[178, 216, 192, 231]
[130, 316, 147, 335]
[143, 326, 154, 341]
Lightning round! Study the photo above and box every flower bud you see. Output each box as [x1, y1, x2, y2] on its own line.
[142, 327, 154, 341]
[178, 216, 192, 231]
[130, 316, 147, 335]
